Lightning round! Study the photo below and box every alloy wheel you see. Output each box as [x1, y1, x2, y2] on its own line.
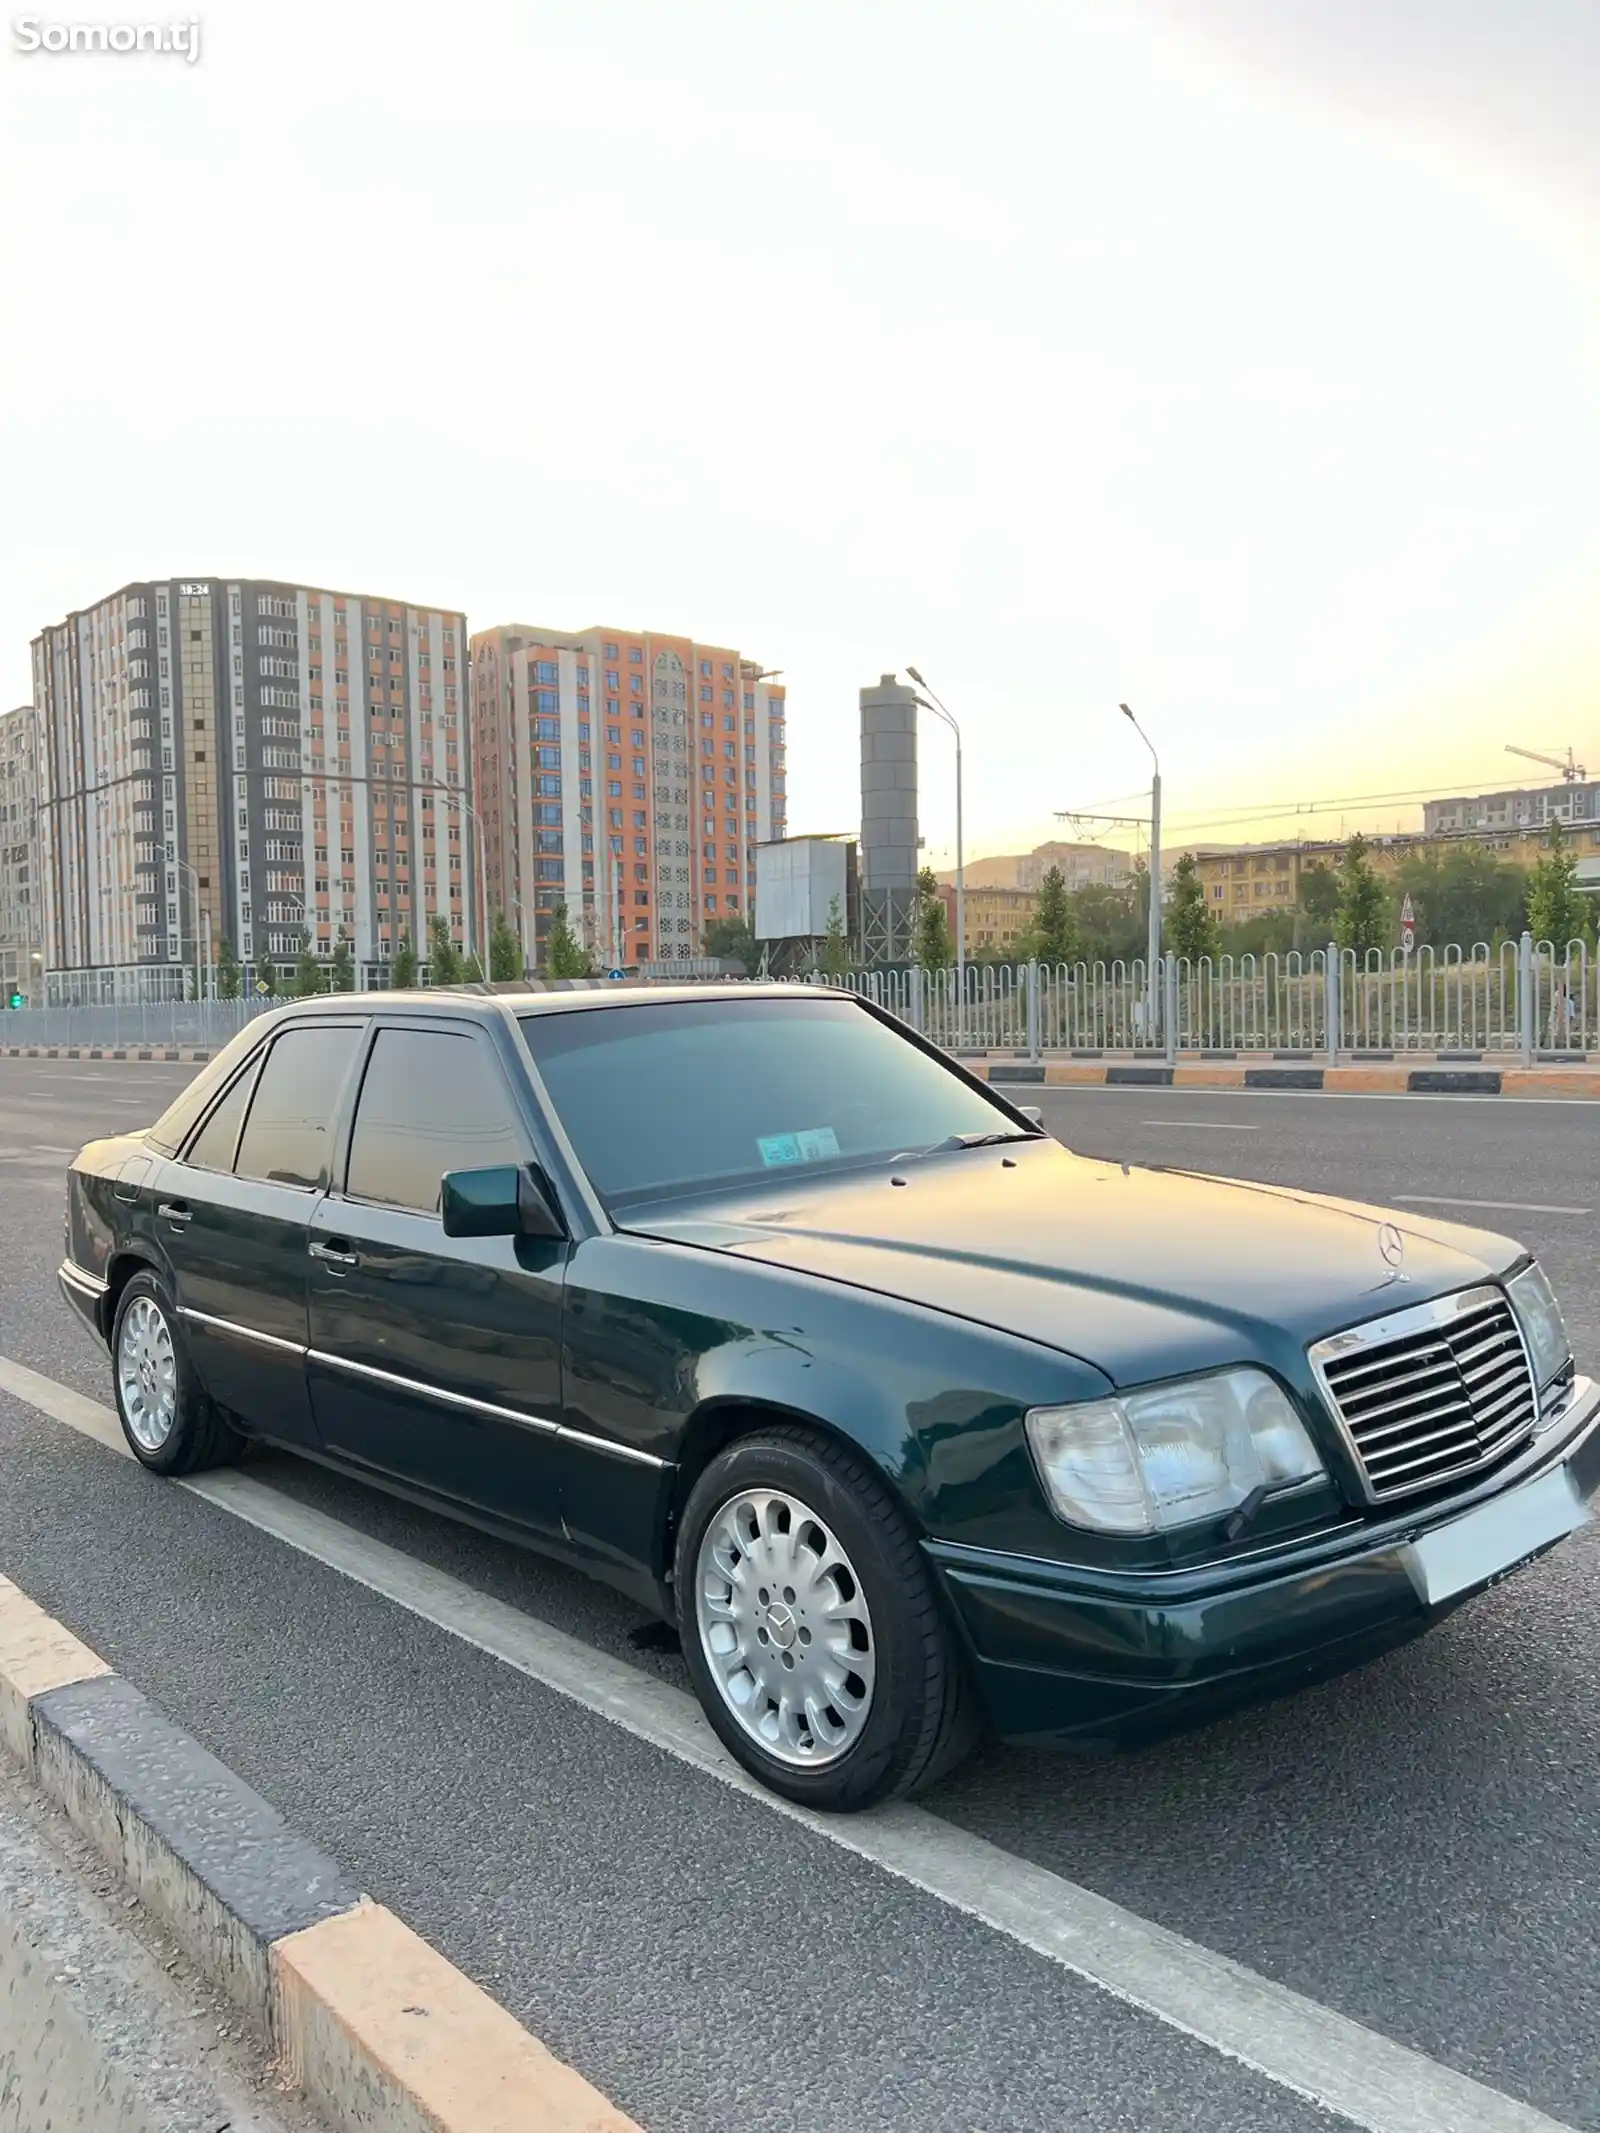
[694, 1487, 876, 1767]
[117, 1295, 178, 1453]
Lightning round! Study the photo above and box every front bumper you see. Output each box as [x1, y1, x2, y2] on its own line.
[932, 1375, 1600, 1751]
[58, 1258, 109, 1341]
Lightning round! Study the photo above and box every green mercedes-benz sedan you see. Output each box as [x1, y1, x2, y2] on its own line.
[59, 985, 1596, 1810]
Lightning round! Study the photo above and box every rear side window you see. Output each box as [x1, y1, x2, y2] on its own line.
[145, 1022, 268, 1154]
[235, 1025, 362, 1189]
[183, 1059, 261, 1173]
[345, 1027, 525, 1212]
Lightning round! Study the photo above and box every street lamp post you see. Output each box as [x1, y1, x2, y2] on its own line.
[1119, 704, 1161, 1039]
[904, 668, 964, 1002]
[171, 857, 207, 1001]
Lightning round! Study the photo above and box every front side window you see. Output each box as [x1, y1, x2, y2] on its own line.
[519, 998, 1016, 1212]
[345, 1027, 526, 1213]
[234, 1025, 362, 1188]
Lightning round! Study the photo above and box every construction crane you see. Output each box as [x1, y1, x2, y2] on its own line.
[1505, 743, 1588, 785]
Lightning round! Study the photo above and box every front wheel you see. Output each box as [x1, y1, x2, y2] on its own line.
[675, 1426, 978, 1811]
[110, 1272, 242, 1476]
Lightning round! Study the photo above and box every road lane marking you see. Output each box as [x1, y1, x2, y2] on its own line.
[0, 1350, 1579, 2133]
[1137, 1119, 1261, 1131]
[1040, 1088, 1600, 1109]
[1393, 1196, 1590, 1217]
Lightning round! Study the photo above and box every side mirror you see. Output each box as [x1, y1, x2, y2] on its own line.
[440, 1164, 566, 1241]
[1018, 1104, 1044, 1126]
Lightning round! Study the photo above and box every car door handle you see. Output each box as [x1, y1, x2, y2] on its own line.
[158, 1200, 192, 1227]
[309, 1239, 360, 1268]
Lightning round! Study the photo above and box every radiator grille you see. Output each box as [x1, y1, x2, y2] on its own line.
[1312, 1287, 1537, 1502]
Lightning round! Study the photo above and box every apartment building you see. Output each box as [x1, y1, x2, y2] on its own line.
[1424, 779, 1598, 836]
[32, 579, 471, 999]
[471, 623, 787, 967]
[1190, 821, 1600, 917]
[943, 840, 1133, 894]
[0, 705, 42, 1004]
[936, 882, 1038, 956]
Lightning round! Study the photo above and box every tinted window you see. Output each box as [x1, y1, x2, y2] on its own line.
[519, 998, 1015, 1210]
[145, 1021, 268, 1154]
[345, 1028, 526, 1212]
[235, 1025, 362, 1188]
[184, 1059, 260, 1173]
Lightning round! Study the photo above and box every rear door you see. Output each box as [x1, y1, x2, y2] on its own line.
[164, 1019, 365, 1447]
[304, 1015, 568, 1539]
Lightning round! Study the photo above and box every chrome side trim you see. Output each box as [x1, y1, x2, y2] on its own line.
[305, 1348, 560, 1438]
[557, 1424, 670, 1471]
[180, 1308, 306, 1358]
[58, 1259, 109, 1301]
[304, 1347, 671, 1467]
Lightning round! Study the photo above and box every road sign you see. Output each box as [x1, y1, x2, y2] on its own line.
[1400, 893, 1415, 955]
[606, 968, 626, 981]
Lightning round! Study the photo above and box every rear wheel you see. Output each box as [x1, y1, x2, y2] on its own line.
[111, 1272, 241, 1476]
[676, 1426, 978, 1811]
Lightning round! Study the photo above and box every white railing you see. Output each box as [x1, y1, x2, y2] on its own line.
[807, 936, 1595, 1062]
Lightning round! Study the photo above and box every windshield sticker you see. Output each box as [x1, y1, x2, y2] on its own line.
[758, 1126, 842, 1168]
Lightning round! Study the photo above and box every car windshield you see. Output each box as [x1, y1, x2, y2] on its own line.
[518, 996, 1025, 1211]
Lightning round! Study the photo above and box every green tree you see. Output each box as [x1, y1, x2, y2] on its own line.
[292, 929, 324, 998]
[1027, 865, 1083, 966]
[215, 937, 242, 1001]
[329, 927, 355, 993]
[1392, 846, 1527, 949]
[1335, 834, 1388, 958]
[704, 913, 759, 970]
[546, 902, 594, 978]
[488, 911, 523, 982]
[426, 914, 460, 986]
[819, 896, 851, 978]
[459, 952, 485, 983]
[1166, 851, 1219, 962]
[389, 932, 417, 990]
[1070, 879, 1145, 964]
[1526, 817, 1590, 948]
[1297, 863, 1341, 935]
[913, 866, 954, 971]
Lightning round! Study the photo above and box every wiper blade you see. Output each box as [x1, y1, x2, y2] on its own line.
[929, 1130, 1037, 1153]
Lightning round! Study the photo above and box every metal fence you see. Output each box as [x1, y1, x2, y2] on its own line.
[0, 997, 278, 1051]
[810, 936, 1595, 1062]
[4, 936, 1591, 1061]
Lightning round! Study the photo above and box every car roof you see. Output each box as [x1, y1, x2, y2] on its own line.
[259, 982, 835, 1025]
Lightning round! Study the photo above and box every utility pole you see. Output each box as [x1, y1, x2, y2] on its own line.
[905, 668, 964, 997]
[1120, 704, 1162, 1039]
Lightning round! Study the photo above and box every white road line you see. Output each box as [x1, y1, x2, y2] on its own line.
[1392, 1195, 1590, 1217]
[1137, 1119, 1261, 1131]
[1041, 1088, 1600, 1109]
[0, 1350, 1577, 2133]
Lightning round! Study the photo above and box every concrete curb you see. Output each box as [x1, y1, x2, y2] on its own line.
[0, 1576, 641, 2133]
[977, 1061, 1600, 1097]
[0, 1046, 214, 1062]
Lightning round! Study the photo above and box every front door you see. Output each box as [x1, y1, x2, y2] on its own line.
[163, 1020, 366, 1448]
[305, 1017, 567, 1540]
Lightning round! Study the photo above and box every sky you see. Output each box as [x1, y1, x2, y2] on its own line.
[2, 0, 1596, 874]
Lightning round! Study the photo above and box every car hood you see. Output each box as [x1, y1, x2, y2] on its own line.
[624, 1137, 1522, 1385]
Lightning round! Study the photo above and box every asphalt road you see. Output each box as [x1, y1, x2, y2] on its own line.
[1, 1059, 1597, 2133]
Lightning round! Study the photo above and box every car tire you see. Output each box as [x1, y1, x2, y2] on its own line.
[110, 1271, 242, 1476]
[675, 1425, 980, 1811]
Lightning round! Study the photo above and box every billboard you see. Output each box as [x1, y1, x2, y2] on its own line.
[754, 837, 849, 941]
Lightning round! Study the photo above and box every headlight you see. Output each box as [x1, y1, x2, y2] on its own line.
[1507, 1263, 1572, 1398]
[1025, 1368, 1326, 1536]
